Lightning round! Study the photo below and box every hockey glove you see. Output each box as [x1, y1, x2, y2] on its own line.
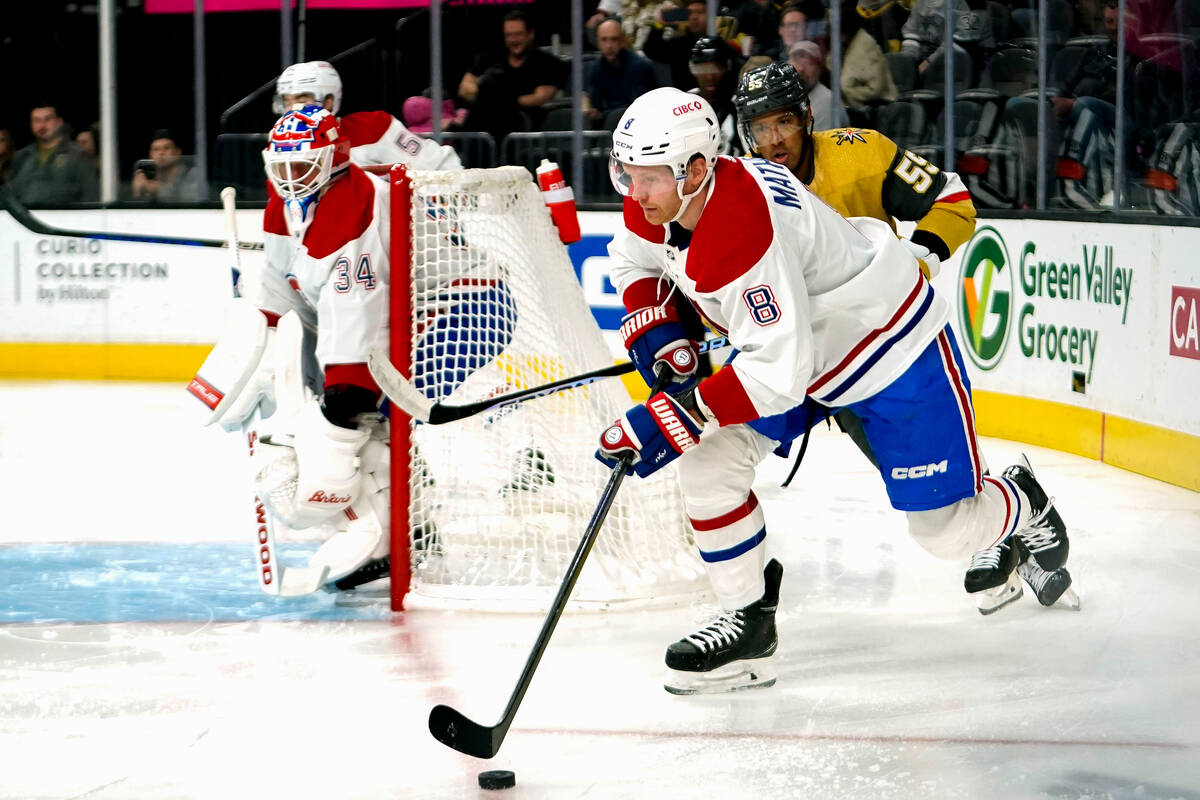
[620, 305, 700, 392]
[901, 238, 942, 280]
[596, 392, 702, 478]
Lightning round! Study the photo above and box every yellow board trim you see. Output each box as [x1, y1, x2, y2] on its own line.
[973, 389, 1199, 492]
[0, 342, 212, 382]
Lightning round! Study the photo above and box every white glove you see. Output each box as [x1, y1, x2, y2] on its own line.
[901, 238, 942, 280]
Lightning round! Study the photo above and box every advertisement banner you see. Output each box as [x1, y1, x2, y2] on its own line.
[935, 219, 1200, 436]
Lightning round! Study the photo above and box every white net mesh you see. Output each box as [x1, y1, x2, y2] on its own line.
[395, 166, 706, 611]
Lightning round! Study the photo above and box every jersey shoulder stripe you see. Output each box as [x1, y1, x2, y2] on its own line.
[338, 110, 394, 147]
[687, 156, 773, 293]
[304, 165, 378, 260]
[622, 196, 665, 244]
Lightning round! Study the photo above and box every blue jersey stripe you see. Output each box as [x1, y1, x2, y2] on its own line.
[699, 528, 766, 563]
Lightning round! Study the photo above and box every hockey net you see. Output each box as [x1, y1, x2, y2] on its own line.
[387, 164, 705, 612]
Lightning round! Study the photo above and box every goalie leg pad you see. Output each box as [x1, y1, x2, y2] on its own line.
[255, 399, 369, 529]
[306, 438, 392, 585]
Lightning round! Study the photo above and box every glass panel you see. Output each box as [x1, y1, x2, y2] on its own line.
[1120, 0, 1200, 214]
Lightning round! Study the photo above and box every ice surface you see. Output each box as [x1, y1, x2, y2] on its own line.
[1, 381, 1198, 799]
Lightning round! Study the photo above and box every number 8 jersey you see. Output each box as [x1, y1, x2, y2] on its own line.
[607, 155, 950, 427]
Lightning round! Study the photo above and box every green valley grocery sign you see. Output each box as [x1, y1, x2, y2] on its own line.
[958, 226, 1013, 371]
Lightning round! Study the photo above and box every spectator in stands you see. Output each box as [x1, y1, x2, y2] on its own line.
[689, 35, 744, 154]
[762, 1, 826, 61]
[0, 129, 15, 185]
[75, 122, 100, 180]
[586, 18, 659, 127]
[839, 1, 899, 107]
[131, 129, 205, 203]
[643, 0, 709, 91]
[856, 0, 911, 54]
[790, 41, 850, 130]
[901, 0, 993, 85]
[402, 96, 467, 134]
[736, 0, 782, 57]
[8, 104, 98, 206]
[458, 10, 567, 140]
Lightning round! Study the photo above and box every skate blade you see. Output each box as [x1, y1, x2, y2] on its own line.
[977, 575, 1023, 615]
[1053, 586, 1081, 610]
[664, 657, 778, 696]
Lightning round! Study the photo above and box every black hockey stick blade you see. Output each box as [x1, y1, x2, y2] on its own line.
[427, 371, 672, 758]
[428, 703, 504, 759]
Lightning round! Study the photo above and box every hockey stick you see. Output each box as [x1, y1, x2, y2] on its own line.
[368, 336, 729, 425]
[0, 183, 263, 251]
[428, 370, 673, 759]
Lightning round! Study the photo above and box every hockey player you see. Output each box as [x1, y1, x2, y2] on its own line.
[596, 87, 1071, 694]
[273, 60, 461, 171]
[732, 61, 1073, 613]
[191, 106, 510, 594]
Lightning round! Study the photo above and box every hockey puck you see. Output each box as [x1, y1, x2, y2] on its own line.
[477, 770, 516, 790]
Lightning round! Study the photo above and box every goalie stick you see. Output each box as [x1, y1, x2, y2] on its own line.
[0, 183, 263, 251]
[220, 187, 329, 597]
[428, 370, 673, 759]
[367, 336, 730, 425]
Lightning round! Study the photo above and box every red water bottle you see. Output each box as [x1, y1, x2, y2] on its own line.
[536, 159, 582, 244]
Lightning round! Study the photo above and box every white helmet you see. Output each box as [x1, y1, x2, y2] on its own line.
[610, 87, 720, 221]
[273, 61, 343, 116]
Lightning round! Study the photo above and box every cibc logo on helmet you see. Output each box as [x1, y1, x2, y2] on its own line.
[672, 101, 703, 116]
[958, 226, 1014, 370]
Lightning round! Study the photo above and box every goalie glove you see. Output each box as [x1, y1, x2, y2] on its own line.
[596, 391, 702, 478]
[901, 238, 942, 280]
[619, 305, 700, 391]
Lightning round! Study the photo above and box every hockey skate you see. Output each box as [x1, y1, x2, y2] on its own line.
[964, 534, 1023, 594]
[1004, 455, 1069, 571]
[975, 559, 1080, 613]
[664, 559, 782, 695]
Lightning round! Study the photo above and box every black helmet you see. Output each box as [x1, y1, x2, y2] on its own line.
[732, 61, 812, 154]
[689, 35, 734, 68]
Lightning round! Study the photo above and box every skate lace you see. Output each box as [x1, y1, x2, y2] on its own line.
[1017, 560, 1053, 593]
[684, 611, 746, 654]
[1019, 497, 1059, 554]
[967, 546, 1003, 571]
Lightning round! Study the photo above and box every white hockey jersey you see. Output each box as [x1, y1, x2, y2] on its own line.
[257, 164, 390, 392]
[608, 155, 950, 425]
[340, 110, 461, 171]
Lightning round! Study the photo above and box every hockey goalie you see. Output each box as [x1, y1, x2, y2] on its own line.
[188, 105, 513, 596]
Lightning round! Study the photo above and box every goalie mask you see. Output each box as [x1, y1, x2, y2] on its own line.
[263, 105, 350, 231]
[273, 60, 343, 116]
[732, 62, 813, 156]
[609, 87, 720, 222]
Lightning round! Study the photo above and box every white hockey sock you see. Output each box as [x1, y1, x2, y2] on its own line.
[906, 476, 1026, 561]
[690, 492, 768, 610]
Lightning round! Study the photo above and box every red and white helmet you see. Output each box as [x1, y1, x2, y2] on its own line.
[609, 87, 720, 218]
[273, 61, 343, 115]
[262, 105, 350, 201]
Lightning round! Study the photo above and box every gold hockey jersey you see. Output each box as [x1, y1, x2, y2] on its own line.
[805, 128, 976, 261]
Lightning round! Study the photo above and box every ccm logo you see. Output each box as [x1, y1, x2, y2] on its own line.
[1170, 285, 1200, 360]
[672, 101, 703, 116]
[891, 460, 948, 479]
